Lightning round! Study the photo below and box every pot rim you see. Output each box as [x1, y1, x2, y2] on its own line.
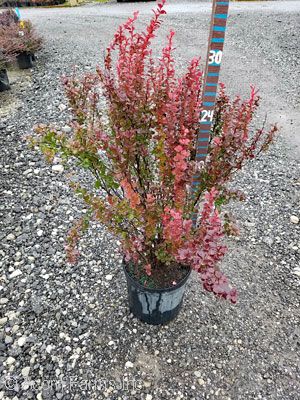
[123, 259, 191, 293]
[17, 51, 33, 57]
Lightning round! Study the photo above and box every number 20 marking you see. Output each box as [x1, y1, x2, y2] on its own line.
[208, 50, 222, 65]
[201, 110, 214, 122]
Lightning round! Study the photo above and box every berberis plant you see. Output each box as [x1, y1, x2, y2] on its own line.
[0, 9, 19, 26]
[0, 19, 42, 57]
[32, 1, 277, 307]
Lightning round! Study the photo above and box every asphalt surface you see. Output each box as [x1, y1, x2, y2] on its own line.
[0, 1, 299, 399]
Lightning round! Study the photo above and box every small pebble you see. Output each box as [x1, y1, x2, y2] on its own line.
[21, 366, 30, 378]
[290, 215, 299, 224]
[52, 164, 64, 173]
[18, 336, 27, 347]
[6, 233, 16, 241]
[6, 356, 16, 365]
[5, 336, 13, 344]
[46, 345, 52, 353]
[62, 125, 72, 133]
[9, 269, 22, 279]
[58, 104, 67, 111]
[0, 317, 8, 326]
[292, 267, 300, 277]
[125, 361, 134, 368]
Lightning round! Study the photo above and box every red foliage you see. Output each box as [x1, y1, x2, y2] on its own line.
[33, 1, 277, 303]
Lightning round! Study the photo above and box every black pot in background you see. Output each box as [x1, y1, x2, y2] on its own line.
[123, 261, 191, 325]
[17, 52, 35, 69]
[0, 69, 10, 92]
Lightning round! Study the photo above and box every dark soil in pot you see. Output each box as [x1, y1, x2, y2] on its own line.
[127, 259, 190, 289]
[123, 260, 191, 325]
[17, 52, 35, 69]
[0, 69, 10, 92]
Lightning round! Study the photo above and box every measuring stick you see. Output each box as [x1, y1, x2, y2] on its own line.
[191, 0, 230, 224]
[15, 7, 21, 21]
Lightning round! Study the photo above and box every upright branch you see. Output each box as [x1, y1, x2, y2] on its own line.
[31, 1, 278, 303]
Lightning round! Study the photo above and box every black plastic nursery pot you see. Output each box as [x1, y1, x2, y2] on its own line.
[123, 261, 191, 325]
[17, 52, 35, 69]
[0, 69, 10, 92]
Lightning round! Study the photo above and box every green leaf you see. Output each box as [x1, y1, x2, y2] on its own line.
[94, 180, 101, 189]
[215, 196, 227, 209]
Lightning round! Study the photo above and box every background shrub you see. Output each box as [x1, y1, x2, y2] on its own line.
[0, 0, 65, 7]
[0, 19, 43, 56]
[0, 9, 19, 26]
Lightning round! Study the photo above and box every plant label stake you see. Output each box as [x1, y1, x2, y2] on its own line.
[15, 7, 21, 21]
[191, 0, 230, 224]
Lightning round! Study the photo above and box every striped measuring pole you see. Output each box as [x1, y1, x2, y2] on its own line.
[15, 8, 21, 21]
[191, 0, 230, 225]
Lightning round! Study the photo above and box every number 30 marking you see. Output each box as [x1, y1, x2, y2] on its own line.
[208, 50, 222, 65]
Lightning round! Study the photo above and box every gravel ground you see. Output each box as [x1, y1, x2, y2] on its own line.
[0, 1, 299, 399]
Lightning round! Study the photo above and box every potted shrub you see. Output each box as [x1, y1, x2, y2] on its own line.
[0, 19, 42, 69]
[0, 51, 11, 92]
[31, 1, 277, 325]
